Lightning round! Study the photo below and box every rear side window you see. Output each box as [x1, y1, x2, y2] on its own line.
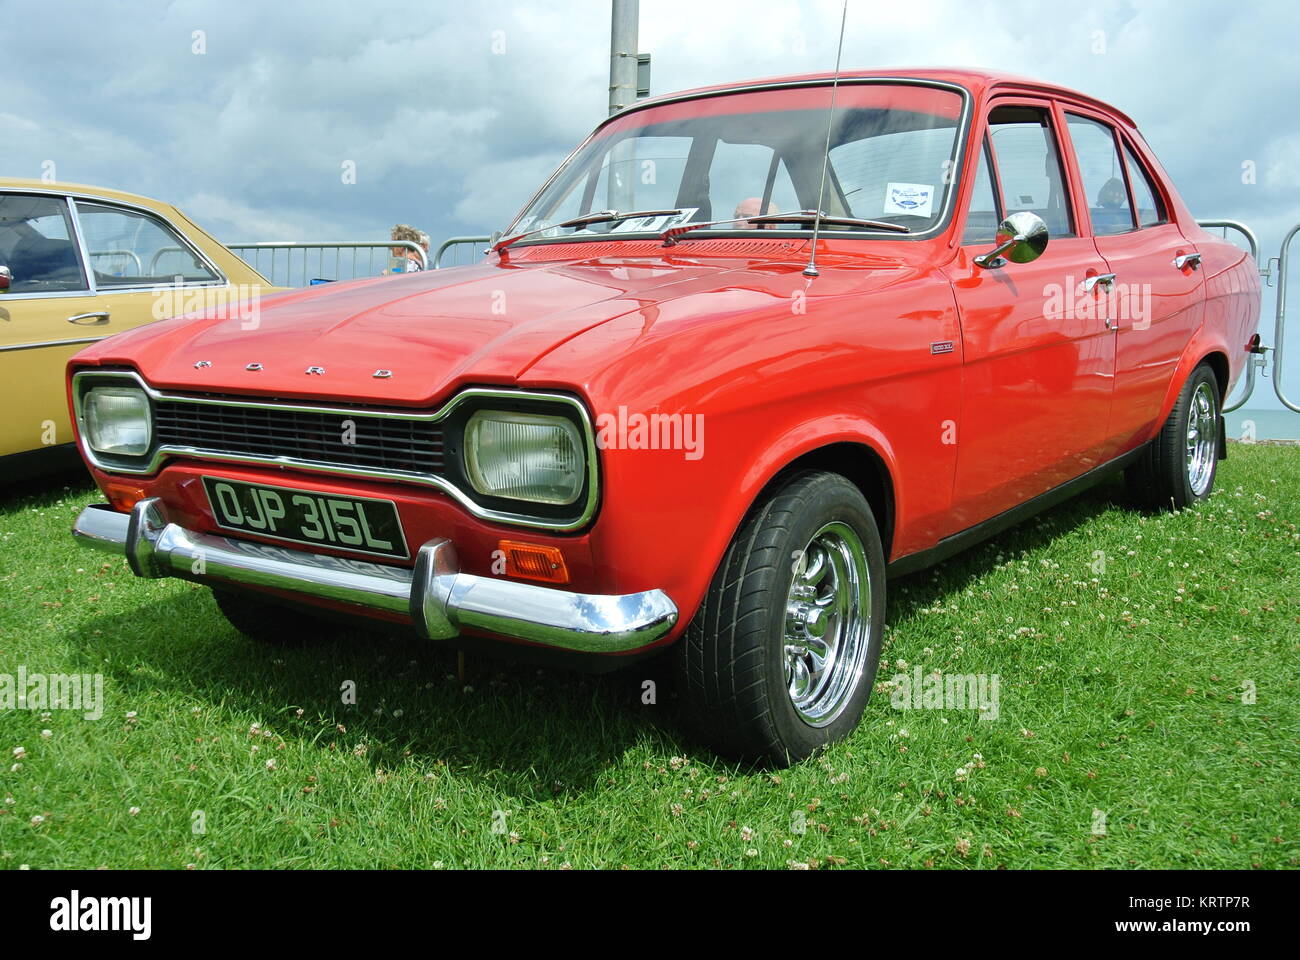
[1122, 142, 1166, 227]
[0, 193, 88, 293]
[987, 105, 1074, 238]
[1065, 114, 1136, 236]
[75, 201, 220, 286]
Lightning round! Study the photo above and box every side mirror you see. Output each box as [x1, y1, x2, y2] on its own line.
[0, 265, 10, 291]
[974, 212, 1049, 269]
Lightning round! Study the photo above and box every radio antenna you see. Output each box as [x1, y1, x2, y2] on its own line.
[804, 0, 849, 279]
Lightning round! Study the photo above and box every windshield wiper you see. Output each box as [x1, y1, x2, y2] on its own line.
[746, 211, 911, 233]
[660, 209, 909, 246]
[492, 209, 685, 254]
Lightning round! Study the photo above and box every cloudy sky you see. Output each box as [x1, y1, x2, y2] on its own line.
[6, 0, 1298, 408]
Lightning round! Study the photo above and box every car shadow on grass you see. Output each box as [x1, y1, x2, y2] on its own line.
[64, 586, 687, 798]
[883, 475, 1133, 625]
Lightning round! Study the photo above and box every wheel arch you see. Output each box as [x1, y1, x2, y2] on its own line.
[748, 440, 897, 562]
[1152, 331, 1232, 442]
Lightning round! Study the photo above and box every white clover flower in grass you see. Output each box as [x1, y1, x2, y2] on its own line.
[128, 806, 140, 816]
[30, 815, 44, 825]
[40, 730, 52, 740]
[265, 759, 276, 770]
[12, 747, 26, 760]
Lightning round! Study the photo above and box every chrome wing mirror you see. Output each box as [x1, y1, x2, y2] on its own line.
[974, 212, 1049, 269]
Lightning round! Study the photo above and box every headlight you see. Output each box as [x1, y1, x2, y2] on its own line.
[83, 386, 152, 456]
[464, 410, 584, 505]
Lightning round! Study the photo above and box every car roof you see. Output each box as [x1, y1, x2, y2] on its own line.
[0, 178, 176, 212]
[607, 67, 1136, 128]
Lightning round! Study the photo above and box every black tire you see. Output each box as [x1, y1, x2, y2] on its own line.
[675, 471, 886, 766]
[1125, 364, 1222, 510]
[212, 588, 340, 645]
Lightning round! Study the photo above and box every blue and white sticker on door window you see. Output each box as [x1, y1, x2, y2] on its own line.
[883, 182, 934, 218]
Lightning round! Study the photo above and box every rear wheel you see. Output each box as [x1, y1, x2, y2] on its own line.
[212, 588, 341, 645]
[1126, 363, 1222, 510]
[675, 471, 886, 766]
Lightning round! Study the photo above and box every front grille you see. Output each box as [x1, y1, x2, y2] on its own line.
[153, 399, 445, 475]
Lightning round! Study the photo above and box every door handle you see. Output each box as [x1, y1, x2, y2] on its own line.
[1080, 273, 1117, 294]
[1173, 252, 1203, 271]
[68, 312, 110, 325]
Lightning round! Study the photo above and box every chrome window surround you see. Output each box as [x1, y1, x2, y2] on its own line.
[0, 187, 232, 302]
[502, 77, 973, 247]
[71, 369, 601, 532]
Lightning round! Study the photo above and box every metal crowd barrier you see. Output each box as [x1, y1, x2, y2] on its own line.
[434, 236, 491, 269]
[227, 241, 427, 287]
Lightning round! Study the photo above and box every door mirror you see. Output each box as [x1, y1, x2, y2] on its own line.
[974, 212, 1050, 269]
[0, 265, 10, 291]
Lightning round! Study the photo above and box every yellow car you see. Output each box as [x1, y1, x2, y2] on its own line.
[0, 179, 272, 479]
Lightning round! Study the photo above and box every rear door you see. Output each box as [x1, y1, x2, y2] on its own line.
[945, 99, 1117, 531]
[1060, 110, 1206, 454]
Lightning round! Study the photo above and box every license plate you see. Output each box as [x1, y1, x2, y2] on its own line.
[202, 477, 409, 560]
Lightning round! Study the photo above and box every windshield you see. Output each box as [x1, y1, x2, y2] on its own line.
[508, 82, 967, 243]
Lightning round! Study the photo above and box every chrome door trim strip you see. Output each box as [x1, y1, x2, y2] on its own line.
[0, 335, 109, 353]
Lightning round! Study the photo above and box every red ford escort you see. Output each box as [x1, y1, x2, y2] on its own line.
[68, 69, 1260, 764]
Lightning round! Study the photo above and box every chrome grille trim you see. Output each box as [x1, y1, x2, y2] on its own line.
[71, 369, 600, 531]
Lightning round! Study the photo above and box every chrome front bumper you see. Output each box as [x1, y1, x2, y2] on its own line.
[72, 499, 677, 654]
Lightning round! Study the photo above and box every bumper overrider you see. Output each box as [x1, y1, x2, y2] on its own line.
[72, 498, 678, 654]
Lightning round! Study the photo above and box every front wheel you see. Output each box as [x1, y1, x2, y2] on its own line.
[1126, 363, 1222, 510]
[675, 471, 886, 766]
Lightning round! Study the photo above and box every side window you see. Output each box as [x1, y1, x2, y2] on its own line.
[987, 106, 1074, 238]
[962, 137, 1001, 245]
[1065, 114, 1135, 236]
[75, 202, 220, 287]
[1122, 142, 1166, 227]
[0, 194, 88, 293]
[707, 141, 798, 225]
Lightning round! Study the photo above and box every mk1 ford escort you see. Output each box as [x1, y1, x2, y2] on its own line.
[68, 69, 1260, 764]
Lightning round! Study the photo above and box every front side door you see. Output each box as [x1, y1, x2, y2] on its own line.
[0, 192, 228, 462]
[944, 100, 1117, 532]
[1060, 110, 1205, 455]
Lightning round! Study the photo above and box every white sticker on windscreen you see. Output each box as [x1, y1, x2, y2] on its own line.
[608, 208, 699, 233]
[883, 183, 934, 218]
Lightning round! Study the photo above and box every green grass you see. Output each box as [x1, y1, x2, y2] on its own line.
[1, 444, 1296, 869]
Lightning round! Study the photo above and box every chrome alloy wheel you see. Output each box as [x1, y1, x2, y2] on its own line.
[1185, 381, 1218, 496]
[783, 521, 873, 727]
